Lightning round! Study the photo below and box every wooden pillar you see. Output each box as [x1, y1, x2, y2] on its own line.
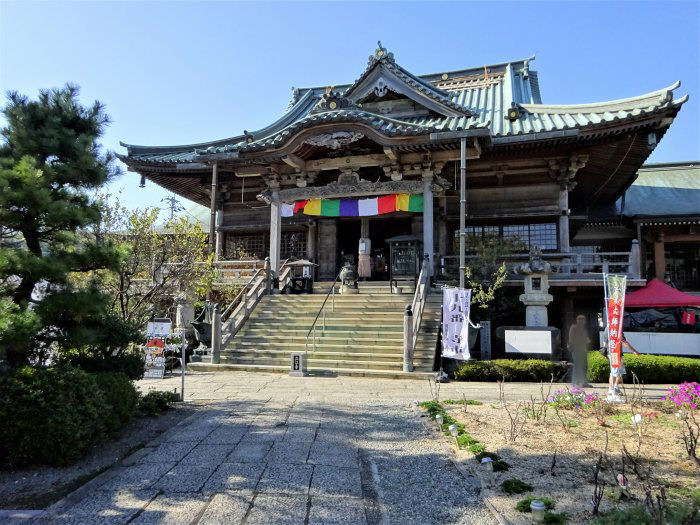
[269, 185, 281, 276]
[318, 219, 337, 279]
[437, 196, 448, 258]
[422, 171, 434, 275]
[306, 221, 317, 262]
[653, 233, 665, 279]
[558, 182, 570, 253]
[208, 162, 218, 254]
[215, 208, 224, 260]
[360, 217, 369, 238]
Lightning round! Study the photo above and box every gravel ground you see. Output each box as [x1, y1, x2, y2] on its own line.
[26, 393, 498, 525]
[0, 404, 199, 510]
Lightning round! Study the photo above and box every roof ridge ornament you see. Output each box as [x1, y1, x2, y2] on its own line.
[311, 90, 357, 113]
[368, 40, 394, 67]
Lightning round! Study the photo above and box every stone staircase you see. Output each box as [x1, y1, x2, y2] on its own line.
[190, 281, 441, 378]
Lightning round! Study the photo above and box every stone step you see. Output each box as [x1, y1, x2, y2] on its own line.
[187, 362, 435, 378]
[220, 349, 435, 362]
[232, 332, 436, 344]
[216, 356, 430, 371]
[226, 340, 403, 352]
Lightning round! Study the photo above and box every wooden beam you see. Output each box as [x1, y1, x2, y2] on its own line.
[383, 147, 399, 161]
[305, 153, 392, 172]
[282, 153, 306, 170]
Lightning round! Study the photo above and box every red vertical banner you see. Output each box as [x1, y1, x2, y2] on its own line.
[604, 274, 627, 368]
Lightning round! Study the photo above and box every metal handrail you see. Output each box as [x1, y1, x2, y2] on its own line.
[408, 256, 430, 354]
[305, 271, 342, 353]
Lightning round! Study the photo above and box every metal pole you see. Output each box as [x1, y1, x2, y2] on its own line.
[459, 137, 467, 289]
[209, 162, 218, 255]
[180, 326, 186, 401]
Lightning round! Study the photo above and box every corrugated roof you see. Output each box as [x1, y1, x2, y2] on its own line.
[120, 47, 687, 165]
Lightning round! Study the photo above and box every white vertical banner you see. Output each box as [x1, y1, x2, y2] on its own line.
[442, 287, 472, 360]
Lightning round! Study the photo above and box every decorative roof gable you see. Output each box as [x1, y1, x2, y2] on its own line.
[342, 42, 472, 119]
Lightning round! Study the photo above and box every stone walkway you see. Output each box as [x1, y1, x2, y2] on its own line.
[31, 372, 500, 525]
[29, 371, 672, 524]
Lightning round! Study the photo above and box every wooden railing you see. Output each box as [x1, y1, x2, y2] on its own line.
[404, 255, 430, 372]
[440, 242, 641, 280]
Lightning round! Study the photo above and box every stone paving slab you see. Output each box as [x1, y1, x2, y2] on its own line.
[308, 496, 368, 525]
[310, 466, 362, 498]
[267, 441, 312, 464]
[244, 494, 308, 525]
[180, 444, 235, 465]
[257, 464, 314, 494]
[152, 463, 218, 493]
[202, 462, 266, 494]
[227, 441, 273, 463]
[96, 461, 177, 492]
[196, 492, 253, 525]
[137, 441, 198, 464]
[201, 425, 248, 445]
[131, 493, 208, 524]
[30, 490, 158, 524]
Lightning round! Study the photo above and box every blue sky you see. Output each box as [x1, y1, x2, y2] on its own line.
[2, 1, 698, 216]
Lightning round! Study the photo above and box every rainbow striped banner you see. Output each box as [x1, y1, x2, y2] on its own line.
[282, 194, 423, 217]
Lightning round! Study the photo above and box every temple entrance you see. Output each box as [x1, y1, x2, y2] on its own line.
[336, 216, 414, 280]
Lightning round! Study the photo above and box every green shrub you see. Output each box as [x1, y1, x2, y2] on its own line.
[454, 359, 566, 382]
[61, 350, 145, 380]
[457, 433, 479, 448]
[469, 443, 487, 455]
[139, 390, 180, 416]
[591, 502, 698, 525]
[588, 352, 700, 384]
[475, 451, 510, 471]
[501, 478, 533, 495]
[92, 372, 139, 434]
[0, 366, 109, 467]
[543, 512, 567, 524]
[515, 496, 555, 512]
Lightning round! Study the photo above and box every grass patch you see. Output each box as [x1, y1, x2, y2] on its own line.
[501, 478, 533, 495]
[515, 496, 555, 512]
[475, 451, 510, 471]
[444, 399, 483, 406]
[456, 433, 479, 448]
[543, 512, 568, 524]
[468, 443, 486, 455]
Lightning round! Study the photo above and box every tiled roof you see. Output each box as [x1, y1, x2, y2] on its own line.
[120, 48, 687, 165]
[590, 162, 700, 219]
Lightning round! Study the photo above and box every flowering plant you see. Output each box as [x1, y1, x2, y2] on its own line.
[663, 382, 700, 410]
[547, 386, 596, 409]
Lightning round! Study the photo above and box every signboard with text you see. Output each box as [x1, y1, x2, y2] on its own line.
[441, 287, 472, 360]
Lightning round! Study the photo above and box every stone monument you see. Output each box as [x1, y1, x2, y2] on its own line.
[515, 246, 553, 327]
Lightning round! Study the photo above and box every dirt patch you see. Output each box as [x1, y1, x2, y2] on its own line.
[437, 388, 699, 524]
[0, 403, 202, 509]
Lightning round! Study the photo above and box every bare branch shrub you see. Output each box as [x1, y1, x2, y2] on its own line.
[679, 410, 700, 465]
[591, 432, 609, 515]
[622, 445, 668, 524]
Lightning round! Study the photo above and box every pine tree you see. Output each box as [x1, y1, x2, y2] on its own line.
[0, 84, 138, 367]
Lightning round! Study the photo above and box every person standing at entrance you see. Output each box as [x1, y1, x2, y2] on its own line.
[568, 315, 591, 388]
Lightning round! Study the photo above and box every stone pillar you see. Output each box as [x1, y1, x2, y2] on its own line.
[437, 196, 448, 256]
[422, 171, 434, 275]
[653, 233, 665, 279]
[318, 219, 337, 279]
[215, 208, 224, 260]
[306, 221, 317, 262]
[558, 182, 570, 253]
[269, 185, 281, 277]
[175, 293, 195, 331]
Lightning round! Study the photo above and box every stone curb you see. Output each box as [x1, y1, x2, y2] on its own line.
[413, 405, 514, 525]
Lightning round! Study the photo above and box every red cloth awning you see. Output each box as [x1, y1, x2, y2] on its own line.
[625, 278, 700, 308]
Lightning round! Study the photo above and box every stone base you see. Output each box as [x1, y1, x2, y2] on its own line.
[341, 285, 359, 294]
[525, 305, 549, 327]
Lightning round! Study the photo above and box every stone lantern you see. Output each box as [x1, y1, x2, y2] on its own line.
[515, 246, 553, 327]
